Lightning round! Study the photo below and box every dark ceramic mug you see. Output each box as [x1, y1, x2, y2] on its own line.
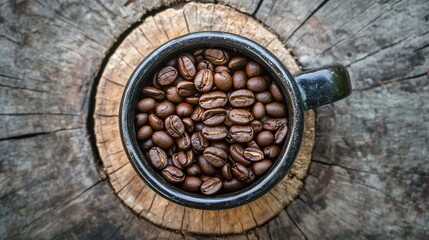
[120, 31, 351, 209]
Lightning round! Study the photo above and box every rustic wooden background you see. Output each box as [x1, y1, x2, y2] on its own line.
[1, 0, 428, 239]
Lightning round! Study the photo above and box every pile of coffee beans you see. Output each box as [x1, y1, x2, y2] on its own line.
[135, 48, 288, 196]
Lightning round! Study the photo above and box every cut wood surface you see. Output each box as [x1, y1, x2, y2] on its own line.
[0, 0, 428, 239]
[94, 2, 315, 235]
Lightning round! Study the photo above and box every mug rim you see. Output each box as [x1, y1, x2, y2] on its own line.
[119, 31, 304, 209]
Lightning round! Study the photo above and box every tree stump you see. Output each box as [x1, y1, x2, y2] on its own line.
[94, 3, 315, 234]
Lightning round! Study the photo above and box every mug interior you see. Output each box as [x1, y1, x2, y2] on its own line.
[120, 31, 304, 209]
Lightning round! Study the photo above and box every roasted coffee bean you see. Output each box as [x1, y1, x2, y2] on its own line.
[201, 177, 223, 195]
[245, 61, 263, 78]
[157, 66, 178, 85]
[176, 132, 191, 150]
[193, 48, 205, 56]
[263, 75, 273, 86]
[229, 144, 251, 166]
[263, 145, 281, 159]
[166, 145, 176, 157]
[223, 178, 246, 192]
[223, 111, 233, 127]
[244, 147, 264, 161]
[177, 81, 196, 97]
[262, 118, 287, 131]
[166, 58, 177, 67]
[270, 83, 284, 102]
[161, 166, 185, 184]
[231, 163, 250, 182]
[221, 163, 232, 181]
[178, 55, 197, 80]
[232, 70, 247, 89]
[195, 55, 204, 64]
[191, 132, 209, 152]
[229, 125, 254, 143]
[211, 141, 229, 152]
[275, 125, 288, 144]
[255, 91, 273, 104]
[165, 115, 185, 138]
[176, 102, 193, 117]
[204, 49, 229, 65]
[199, 91, 228, 109]
[250, 120, 263, 134]
[137, 98, 156, 112]
[136, 113, 149, 128]
[198, 155, 216, 175]
[252, 102, 265, 120]
[148, 113, 164, 130]
[191, 106, 205, 122]
[172, 152, 184, 170]
[148, 147, 168, 169]
[202, 125, 228, 141]
[194, 69, 214, 93]
[182, 176, 203, 192]
[177, 150, 195, 167]
[195, 122, 204, 132]
[247, 140, 260, 150]
[155, 101, 175, 119]
[265, 102, 287, 118]
[185, 96, 200, 105]
[197, 60, 214, 71]
[186, 164, 201, 176]
[228, 56, 247, 70]
[247, 76, 267, 92]
[214, 65, 231, 73]
[137, 125, 153, 140]
[141, 138, 155, 150]
[182, 117, 194, 133]
[256, 131, 275, 147]
[228, 109, 254, 125]
[142, 86, 165, 100]
[252, 159, 273, 176]
[152, 131, 174, 149]
[165, 86, 184, 103]
[229, 89, 255, 107]
[213, 71, 233, 91]
[226, 131, 236, 144]
[203, 147, 228, 167]
[202, 108, 227, 126]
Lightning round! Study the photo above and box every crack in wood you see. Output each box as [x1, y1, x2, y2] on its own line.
[251, 0, 264, 16]
[285, 208, 308, 240]
[354, 72, 429, 92]
[0, 126, 83, 142]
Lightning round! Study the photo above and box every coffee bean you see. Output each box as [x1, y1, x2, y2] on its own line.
[177, 150, 195, 167]
[194, 122, 204, 132]
[201, 177, 223, 195]
[270, 83, 284, 102]
[191, 132, 208, 152]
[178, 55, 197, 80]
[182, 176, 203, 192]
[231, 163, 251, 183]
[155, 101, 176, 119]
[244, 147, 264, 161]
[250, 120, 263, 134]
[232, 70, 247, 89]
[142, 86, 165, 100]
[229, 144, 251, 166]
[185, 96, 200, 105]
[228, 56, 247, 70]
[182, 117, 194, 132]
[165, 86, 184, 103]
[197, 60, 214, 71]
[193, 48, 205, 56]
[136, 113, 149, 128]
[186, 164, 201, 176]
[228, 109, 254, 125]
[198, 155, 216, 175]
[152, 131, 174, 149]
[229, 89, 255, 107]
[275, 125, 288, 144]
[262, 118, 287, 131]
[137, 125, 153, 140]
[204, 49, 229, 65]
[252, 102, 265, 120]
[202, 125, 228, 141]
[199, 91, 228, 109]
[194, 69, 214, 93]
[176, 102, 193, 117]
[165, 115, 185, 138]
[223, 178, 246, 192]
[265, 102, 287, 118]
[141, 138, 155, 150]
[203, 146, 228, 167]
[252, 159, 273, 176]
[247, 140, 260, 150]
[229, 125, 254, 143]
[221, 163, 232, 181]
[245, 61, 263, 78]
[247, 76, 267, 93]
[263, 145, 281, 159]
[148, 147, 168, 169]
[166, 58, 177, 67]
[177, 81, 196, 97]
[161, 166, 185, 184]
[213, 71, 233, 91]
[157, 66, 178, 85]
[256, 131, 275, 147]
[148, 113, 164, 130]
[137, 98, 156, 112]
[172, 152, 184, 170]
[214, 65, 231, 73]
[176, 132, 191, 150]
[166, 145, 177, 157]
[191, 106, 204, 122]
[202, 108, 227, 126]
[255, 91, 273, 104]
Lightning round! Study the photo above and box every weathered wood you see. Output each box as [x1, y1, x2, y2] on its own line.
[94, 2, 315, 235]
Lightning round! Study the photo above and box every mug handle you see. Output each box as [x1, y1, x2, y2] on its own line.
[294, 64, 352, 110]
